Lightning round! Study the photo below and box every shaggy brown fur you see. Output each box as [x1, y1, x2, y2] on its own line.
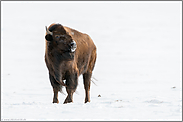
[45, 23, 97, 104]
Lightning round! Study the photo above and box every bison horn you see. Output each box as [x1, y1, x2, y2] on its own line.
[45, 26, 53, 35]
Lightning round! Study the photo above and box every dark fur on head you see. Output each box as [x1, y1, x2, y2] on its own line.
[45, 24, 66, 41]
[49, 24, 66, 34]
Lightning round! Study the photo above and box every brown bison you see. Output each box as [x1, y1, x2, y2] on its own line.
[45, 23, 97, 104]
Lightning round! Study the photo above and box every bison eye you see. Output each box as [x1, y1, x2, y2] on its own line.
[55, 35, 60, 39]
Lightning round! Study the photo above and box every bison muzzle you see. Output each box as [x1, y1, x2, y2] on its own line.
[45, 23, 97, 104]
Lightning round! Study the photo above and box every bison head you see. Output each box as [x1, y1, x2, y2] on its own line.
[45, 24, 77, 54]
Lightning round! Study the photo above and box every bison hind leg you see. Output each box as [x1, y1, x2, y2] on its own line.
[83, 72, 92, 103]
[83, 48, 97, 103]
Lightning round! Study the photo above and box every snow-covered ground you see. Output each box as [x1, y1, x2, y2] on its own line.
[1, 1, 182, 121]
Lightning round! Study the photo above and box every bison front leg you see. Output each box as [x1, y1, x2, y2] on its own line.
[63, 72, 78, 104]
[63, 88, 75, 104]
[49, 73, 61, 103]
[83, 72, 92, 103]
[53, 89, 59, 103]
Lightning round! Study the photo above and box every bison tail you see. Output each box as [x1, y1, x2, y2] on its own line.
[91, 76, 98, 86]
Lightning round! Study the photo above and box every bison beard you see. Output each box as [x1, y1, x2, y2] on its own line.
[61, 51, 75, 61]
[45, 23, 97, 104]
[53, 51, 75, 87]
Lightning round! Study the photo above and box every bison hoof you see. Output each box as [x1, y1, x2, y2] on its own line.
[53, 99, 59, 104]
[63, 97, 73, 104]
[63, 99, 73, 104]
[85, 99, 90, 103]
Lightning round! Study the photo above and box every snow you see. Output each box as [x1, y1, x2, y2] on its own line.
[1, 1, 182, 121]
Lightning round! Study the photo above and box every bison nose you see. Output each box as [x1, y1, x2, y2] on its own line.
[70, 40, 77, 52]
[71, 42, 75, 47]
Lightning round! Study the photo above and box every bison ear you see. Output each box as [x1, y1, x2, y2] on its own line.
[45, 34, 53, 41]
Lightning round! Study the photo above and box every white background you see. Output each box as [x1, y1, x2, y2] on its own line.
[1, 1, 182, 121]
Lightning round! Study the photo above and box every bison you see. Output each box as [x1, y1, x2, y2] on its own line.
[45, 23, 97, 104]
